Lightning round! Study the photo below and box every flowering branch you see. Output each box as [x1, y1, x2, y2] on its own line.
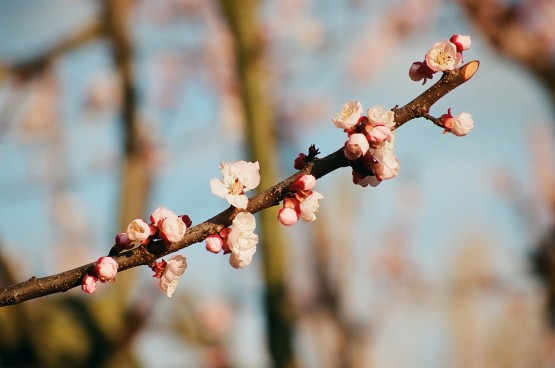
[0, 47, 479, 307]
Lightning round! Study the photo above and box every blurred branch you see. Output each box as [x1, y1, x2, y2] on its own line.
[103, 0, 152, 228]
[0, 21, 102, 83]
[0, 60, 479, 307]
[458, 0, 555, 105]
[456, 0, 555, 331]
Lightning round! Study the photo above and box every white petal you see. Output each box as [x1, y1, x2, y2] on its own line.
[165, 279, 179, 297]
[210, 179, 228, 198]
[227, 194, 248, 209]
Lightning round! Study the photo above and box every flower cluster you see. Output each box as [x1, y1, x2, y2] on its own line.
[277, 174, 324, 226]
[81, 256, 119, 294]
[205, 212, 258, 269]
[332, 101, 399, 187]
[210, 161, 260, 209]
[151, 254, 187, 297]
[110, 206, 191, 255]
[409, 34, 471, 84]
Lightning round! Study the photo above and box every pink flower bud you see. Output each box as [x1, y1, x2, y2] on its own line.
[180, 215, 192, 228]
[206, 234, 224, 253]
[290, 174, 317, 192]
[451, 112, 473, 136]
[344, 133, 370, 160]
[450, 34, 471, 52]
[278, 206, 300, 226]
[81, 274, 97, 294]
[115, 232, 132, 248]
[294, 153, 308, 170]
[219, 228, 232, 254]
[127, 218, 153, 243]
[109, 232, 134, 255]
[95, 256, 118, 283]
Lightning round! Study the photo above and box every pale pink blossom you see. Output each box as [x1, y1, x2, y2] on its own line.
[368, 138, 400, 181]
[290, 174, 316, 191]
[344, 133, 370, 160]
[227, 212, 258, 269]
[352, 172, 381, 187]
[229, 250, 256, 269]
[206, 234, 224, 253]
[150, 206, 178, 227]
[425, 40, 462, 72]
[95, 257, 118, 283]
[278, 206, 300, 226]
[159, 255, 187, 297]
[369, 136, 396, 166]
[127, 218, 153, 243]
[210, 161, 260, 209]
[299, 191, 324, 222]
[159, 215, 187, 243]
[366, 125, 392, 148]
[440, 109, 474, 136]
[367, 106, 395, 129]
[372, 157, 400, 181]
[451, 112, 474, 136]
[81, 274, 98, 294]
[450, 34, 471, 52]
[332, 101, 362, 129]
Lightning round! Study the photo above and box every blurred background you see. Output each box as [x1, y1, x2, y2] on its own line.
[0, 0, 555, 367]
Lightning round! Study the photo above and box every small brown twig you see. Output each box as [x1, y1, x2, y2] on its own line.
[0, 60, 479, 307]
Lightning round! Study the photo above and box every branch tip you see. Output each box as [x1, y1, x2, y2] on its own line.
[463, 60, 480, 81]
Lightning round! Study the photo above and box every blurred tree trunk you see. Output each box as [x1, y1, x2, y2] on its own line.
[457, 0, 555, 330]
[104, 0, 152, 228]
[218, 1, 298, 367]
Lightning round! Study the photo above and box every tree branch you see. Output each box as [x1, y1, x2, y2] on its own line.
[0, 60, 479, 307]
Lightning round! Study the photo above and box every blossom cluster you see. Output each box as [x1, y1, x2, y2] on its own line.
[205, 212, 258, 269]
[409, 34, 471, 84]
[81, 256, 119, 294]
[277, 174, 324, 226]
[407, 35, 475, 136]
[83, 206, 190, 297]
[332, 101, 399, 187]
[124, 206, 190, 248]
